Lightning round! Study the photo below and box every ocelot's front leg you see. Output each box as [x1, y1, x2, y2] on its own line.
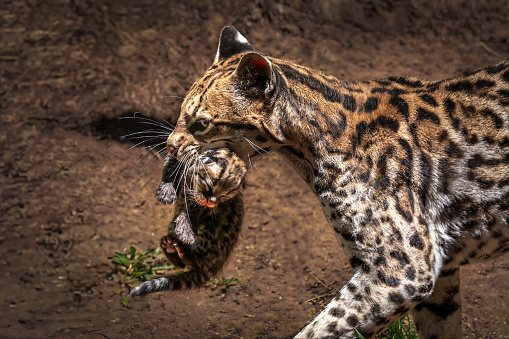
[296, 273, 425, 338]
[296, 221, 440, 338]
[410, 268, 462, 339]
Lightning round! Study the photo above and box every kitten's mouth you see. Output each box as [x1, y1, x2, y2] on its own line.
[196, 197, 218, 208]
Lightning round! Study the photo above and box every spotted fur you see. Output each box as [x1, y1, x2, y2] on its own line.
[165, 26, 509, 338]
[130, 148, 247, 297]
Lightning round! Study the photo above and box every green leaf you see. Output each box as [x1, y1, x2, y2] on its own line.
[131, 271, 143, 278]
[143, 273, 154, 281]
[355, 329, 365, 339]
[129, 247, 137, 260]
[112, 252, 130, 267]
[122, 296, 130, 306]
[141, 248, 156, 257]
[111, 257, 123, 265]
[0, 103, 8, 109]
[152, 265, 174, 271]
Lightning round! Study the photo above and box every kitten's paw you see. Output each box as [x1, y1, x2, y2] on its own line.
[160, 235, 186, 268]
[161, 235, 177, 254]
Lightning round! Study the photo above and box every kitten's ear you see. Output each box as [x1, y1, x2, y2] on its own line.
[235, 52, 275, 97]
[215, 26, 254, 63]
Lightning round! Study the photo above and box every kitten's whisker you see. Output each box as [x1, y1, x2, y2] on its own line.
[197, 156, 213, 186]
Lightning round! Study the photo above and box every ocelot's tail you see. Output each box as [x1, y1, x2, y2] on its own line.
[129, 270, 208, 297]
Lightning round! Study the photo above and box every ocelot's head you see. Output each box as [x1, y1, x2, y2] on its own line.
[167, 26, 285, 163]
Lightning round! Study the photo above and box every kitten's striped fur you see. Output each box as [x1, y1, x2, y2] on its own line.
[130, 148, 246, 296]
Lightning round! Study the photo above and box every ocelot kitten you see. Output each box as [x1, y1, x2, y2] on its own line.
[163, 26, 509, 338]
[130, 148, 247, 297]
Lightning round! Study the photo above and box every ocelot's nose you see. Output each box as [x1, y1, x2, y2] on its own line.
[166, 136, 180, 159]
[166, 128, 196, 161]
[167, 145, 178, 158]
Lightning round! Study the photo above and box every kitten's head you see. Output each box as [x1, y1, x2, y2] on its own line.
[189, 148, 247, 208]
[166, 26, 284, 164]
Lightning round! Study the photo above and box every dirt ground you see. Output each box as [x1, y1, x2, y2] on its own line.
[1, 0, 509, 338]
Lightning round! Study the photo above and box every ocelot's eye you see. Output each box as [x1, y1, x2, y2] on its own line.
[189, 119, 211, 136]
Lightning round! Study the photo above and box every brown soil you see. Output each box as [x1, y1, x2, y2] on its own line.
[1, 0, 509, 338]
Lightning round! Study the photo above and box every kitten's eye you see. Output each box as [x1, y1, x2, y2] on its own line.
[218, 195, 230, 202]
[189, 119, 211, 136]
[201, 156, 213, 164]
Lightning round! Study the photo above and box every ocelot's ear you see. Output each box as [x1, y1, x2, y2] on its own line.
[215, 26, 254, 63]
[234, 52, 275, 98]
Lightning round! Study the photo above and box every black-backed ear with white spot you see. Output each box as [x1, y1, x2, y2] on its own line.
[235, 52, 274, 97]
[215, 26, 254, 63]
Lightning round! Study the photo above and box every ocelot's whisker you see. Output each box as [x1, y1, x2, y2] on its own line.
[117, 137, 159, 157]
[161, 71, 187, 96]
[153, 147, 168, 161]
[164, 95, 185, 101]
[136, 120, 174, 132]
[172, 152, 193, 192]
[131, 141, 169, 174]
[247, 153, 261, 172]
[192, 156, 200, 195]
[181, 153, 199, 221]
[126, 134, 170, 141]
[243, 136, 273, 157]
[136, 143, 172, 171]
[117, 114, 175, 131]
[121, 128, 171, 138]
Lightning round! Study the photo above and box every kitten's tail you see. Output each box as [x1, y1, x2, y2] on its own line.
[129, 270, 208, 297]
[130, 276, 170, 297]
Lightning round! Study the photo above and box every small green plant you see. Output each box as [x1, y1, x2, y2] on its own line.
[378, 314, 418, 339]
[111, 246, 174, 287]
[319, 68, 327, 74]
[111, 246, 174, 306]
[209, 277, 238, 289]
[356, 314, 418, 339]
[0, 103, 8, 109]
